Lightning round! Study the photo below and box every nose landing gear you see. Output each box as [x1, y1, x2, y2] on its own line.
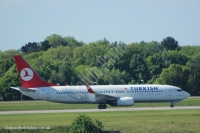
[170, 101, 180, 108]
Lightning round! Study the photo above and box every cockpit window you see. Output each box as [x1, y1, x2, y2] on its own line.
[177, 89, 182, 92]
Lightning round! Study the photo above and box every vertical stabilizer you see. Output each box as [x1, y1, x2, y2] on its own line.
[14, 55, 58, 88]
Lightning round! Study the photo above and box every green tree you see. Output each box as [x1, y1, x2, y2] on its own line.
[129, 54, 149, 82]
[180, 46, 200, 57]
[0, 50, 19, 78]
[115, 41, 162, 83]
[52, 61, 75, 85]
[143, 41, 162, 57]
[114, 44, 131, 71]
[64, 36, 85, 48]
[161, 36, 179, 50]
[40, 40, 51, 51]
[20, 42, 40, 53]
[186, 54, 200, 95]
[0, 65, 21, 100]
[167, 50, 189, 65]
[30, 46, 75, 85]
[72, 46, 87, 67]
[72, 39, 111, 67]
[69, 114, 104, 133]
[99, 68, 129, 85]
[146, 53, 162, 83]
[161, 48, 171, 67]
[155, 64, 189, 92]
[45, 34, 68, 47]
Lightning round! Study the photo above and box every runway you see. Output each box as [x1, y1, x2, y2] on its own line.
[0, 106, 200, 115]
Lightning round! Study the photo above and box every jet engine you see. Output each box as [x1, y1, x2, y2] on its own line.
[109, 97, 134, 106]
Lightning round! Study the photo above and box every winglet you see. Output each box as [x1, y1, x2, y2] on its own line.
[85, 82, 95, 93]
[64, 82, 68, 86]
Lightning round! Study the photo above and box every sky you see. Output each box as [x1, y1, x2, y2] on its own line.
[0, 0, 200, 51]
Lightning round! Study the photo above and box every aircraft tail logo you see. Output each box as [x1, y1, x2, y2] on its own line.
[20, 68, 33, 81]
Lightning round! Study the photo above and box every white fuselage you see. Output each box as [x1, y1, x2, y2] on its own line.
[21, 84, 190, 105]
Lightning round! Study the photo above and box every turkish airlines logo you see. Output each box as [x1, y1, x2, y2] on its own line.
[20, 68, 33, 81]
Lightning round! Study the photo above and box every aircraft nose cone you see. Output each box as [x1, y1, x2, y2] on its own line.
[185, 92, 190, 98]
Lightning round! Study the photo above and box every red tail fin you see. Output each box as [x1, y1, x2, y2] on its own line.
[14, 55, 58, 88]
[85, 82, 95, 94]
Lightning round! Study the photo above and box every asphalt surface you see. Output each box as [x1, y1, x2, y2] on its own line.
[0, 106, 200, 115]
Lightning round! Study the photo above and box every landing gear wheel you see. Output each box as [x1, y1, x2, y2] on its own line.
[98, 104, 107, 109]
[170, 104, 174, 108]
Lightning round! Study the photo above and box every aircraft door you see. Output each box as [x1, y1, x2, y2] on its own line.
[168, 89, 172, 96]
[46, 89, 51, 100]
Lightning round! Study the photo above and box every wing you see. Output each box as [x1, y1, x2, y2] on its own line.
[85, 82, 117, 101]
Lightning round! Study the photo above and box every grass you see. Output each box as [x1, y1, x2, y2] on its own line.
[0, 97, 199, 111]
[0, 97, 199, 132]
[0, 110, 200, 133]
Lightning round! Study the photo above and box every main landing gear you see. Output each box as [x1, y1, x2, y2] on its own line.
[170, 103, 174, 108]
[170, 102, 175, 108]
[98, 104, 107, 109]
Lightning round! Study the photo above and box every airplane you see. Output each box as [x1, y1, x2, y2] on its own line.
[11, 55, 190, 109]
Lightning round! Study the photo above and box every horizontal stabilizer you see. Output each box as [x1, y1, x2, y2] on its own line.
[11, 87, 37, 92]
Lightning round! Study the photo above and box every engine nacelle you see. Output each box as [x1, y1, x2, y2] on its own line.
[117, 97, 134, 106]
